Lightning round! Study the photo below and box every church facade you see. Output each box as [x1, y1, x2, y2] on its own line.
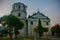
[11, 2, 51, 37]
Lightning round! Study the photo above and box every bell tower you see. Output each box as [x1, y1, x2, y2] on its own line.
[11, 2, 27, 37]
[11, 2, 27, 19]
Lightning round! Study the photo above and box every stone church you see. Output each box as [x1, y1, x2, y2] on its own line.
[11, 2, 51, 37]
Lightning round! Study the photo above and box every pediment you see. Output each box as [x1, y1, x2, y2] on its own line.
[31, 13, 47, 19]
[28, 11, 50, 21]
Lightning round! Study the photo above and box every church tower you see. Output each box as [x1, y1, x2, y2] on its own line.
[11, 2, 27, 37]
[11, 2, 27, 19]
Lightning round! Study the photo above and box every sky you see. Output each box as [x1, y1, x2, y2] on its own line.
[0, 0, 60, 26]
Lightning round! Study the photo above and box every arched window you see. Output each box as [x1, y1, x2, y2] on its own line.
[46, 22, 48, 25]
[13, 5, 16, 9]
[18, 5, 20, 9]
[31, 21, 33, 25]
[18, 13, 20, 17]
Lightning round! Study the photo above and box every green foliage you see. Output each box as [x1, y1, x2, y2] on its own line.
[2, 15, 24, 29]
[1, 15, 24, 37]
[35, 19, 44, 36]
[1, 15, 24, 29]
[38, 19, 42, 26]
[0, 28, 8, 36]
[51, 24, 60, 33]
[1, 29, 8, 34]
[38, 19, 44, 36]
[14, 27, 20, 35]
[0, 18, 1, 23]
[51, 24, 60, 37]
[43, 28, 48, 32]
[51, 26, 56, 33]
[0, 37, 51, 40]
[55, 24, 60, 33]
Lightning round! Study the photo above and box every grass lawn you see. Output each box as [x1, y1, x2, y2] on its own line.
[0, 36, 51, 40]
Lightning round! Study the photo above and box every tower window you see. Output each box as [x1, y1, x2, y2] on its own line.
[31, 21, 33, 25]
[19, 5, 20, 9]
[14, 5, 16, 9]
[13, 6, 15, 9]
[18, 13, 20, 17]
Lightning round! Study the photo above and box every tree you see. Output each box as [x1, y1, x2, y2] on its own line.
[34, 19, 44, 37]
[51, 24, 60, 37]
[0, 28, 8, 36]
[43, 28, 48, 32]
[1, 15, 24, 38]
[0, 18, 1, 23]
[0, 26, 8, 36]
[51, 26, 56, 36]
[55, 24, 60, 37]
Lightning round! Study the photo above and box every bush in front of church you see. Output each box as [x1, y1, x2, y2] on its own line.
[0, 28, 8, 36]
[43, 28, 48, 32]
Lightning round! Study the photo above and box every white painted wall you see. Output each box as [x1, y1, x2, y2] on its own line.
[28, 18, 50, 36]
